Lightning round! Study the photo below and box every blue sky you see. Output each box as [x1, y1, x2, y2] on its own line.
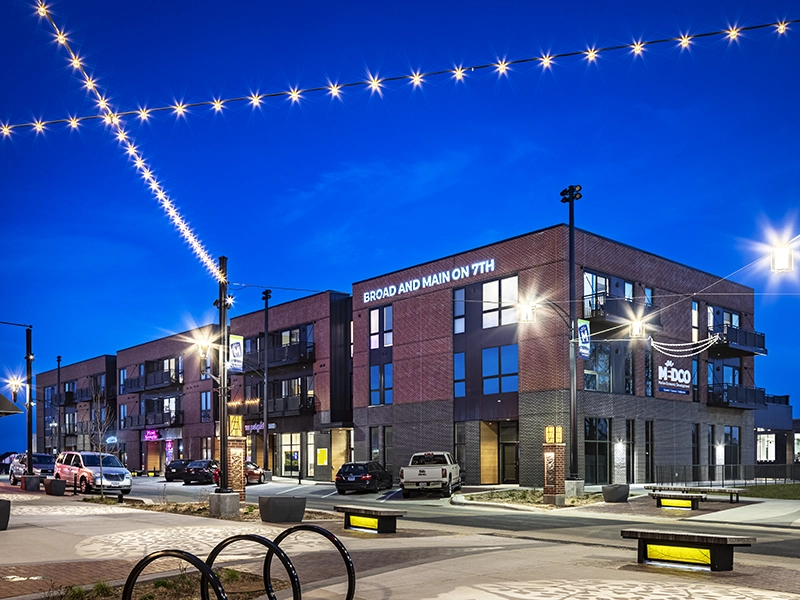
[1, 1, 798, 453]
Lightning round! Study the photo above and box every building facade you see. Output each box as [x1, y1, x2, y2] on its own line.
[36, 224, 787, 487]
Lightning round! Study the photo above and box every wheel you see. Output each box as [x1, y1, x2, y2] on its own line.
[442, 478, 452, 498]
[79, 477, 91, 494]
[259, 473, 266, 484]
[337, 489, 346, 495]
[121, 489, 131, 495]
[165, 477, 173, 482]
[9, 471, 17, 486]
[402, 489, 411, 499]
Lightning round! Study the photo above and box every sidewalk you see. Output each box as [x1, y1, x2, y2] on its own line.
[3, 483, 800, 600]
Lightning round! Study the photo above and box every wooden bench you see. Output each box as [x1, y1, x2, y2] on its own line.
[644, 485, 746, 503]
[621, 528, 755, 571]
[334, 505, 406, 534]
[649, 491, 705, 509]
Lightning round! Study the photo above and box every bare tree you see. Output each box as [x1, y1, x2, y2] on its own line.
[86, 374, 116, 498]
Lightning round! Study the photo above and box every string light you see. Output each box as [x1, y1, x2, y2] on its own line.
[6, 19, 797, 134]
[173, 102, 186, 116]
[55, 30, 66, 45]
[36, 2, 46, 17]
[34, 120, 44, 132]
[69, 117, 79, 129]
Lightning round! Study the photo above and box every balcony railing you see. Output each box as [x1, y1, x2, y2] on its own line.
[124, 410, 183, 429]
[268, 395, 315, 417]
[582, 293, 661, 327]
[123, 371, 183, 393]
[267, 341, 315, 367]
[656, 463, 800, 486]
[123, 377, 145, 393]
[709, 324, 767, 357]
[707, 383, 766, 409]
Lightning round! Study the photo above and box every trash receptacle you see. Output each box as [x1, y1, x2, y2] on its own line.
[602, 484, 629, 503]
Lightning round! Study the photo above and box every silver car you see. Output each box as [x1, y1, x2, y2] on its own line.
[9, 453, 55, 485]
[55, 451, 132, 494]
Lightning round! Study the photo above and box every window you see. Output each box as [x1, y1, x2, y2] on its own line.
[624, 281, 634, 302]
[723, 364, 740, 386]
[584, 417, 611, 485]
[625, 419, 635, 484]
[306, 432, 315, 477]
[624, 346, 634, 395]
[692, 358, 699, 402]
[45, 386, 54, 402]
[645, 420, 655, 483]
[584, 343, 610, 392]
[119, 404, 127, 430]
[482, 276, 518, 329]
[201, 391, 212, 422]
[692, 301, 699, 342]
[644, 287, 653, 307]
[454, 422, 466, 470]
[583, 272, 609, 314]
[692, 423, 701, 481]
[370, 306, 393, 349]
[757, 433, 775, 462]
[370, 427, 380, 462]
[201, 437, 212, 460]
[384, 426, 393, 474]
[482, 344, 519, 394]
[453, 352, 466, 398]
[724, 425, 741, 479]
[644, 350, 653, 397]
[370, 363, 393, 405]
[454, 288, 465, 334]
[119, 369, 127, 395]
[708, 424, 716, 481]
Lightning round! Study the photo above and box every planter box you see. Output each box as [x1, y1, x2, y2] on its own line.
[0, 499, 9, 531]
[259, 496, 306, 523]
[43, 478, 66, 496]
[20, 476, 41, 492]
[209, 492, 239, 518]
[602, 484, 630, 503]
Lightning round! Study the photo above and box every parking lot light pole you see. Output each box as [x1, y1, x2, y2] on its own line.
[26, 327, 33, 476]
[262, 289, 271, 473]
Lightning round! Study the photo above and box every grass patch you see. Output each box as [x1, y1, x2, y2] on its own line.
[465, 489, 604, 508]
[744, 483, 800, 499]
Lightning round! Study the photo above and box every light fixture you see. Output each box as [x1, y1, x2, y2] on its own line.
[771, 246, 794, 273]
[631, 321, 645, 338]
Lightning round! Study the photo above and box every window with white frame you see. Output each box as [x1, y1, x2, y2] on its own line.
[482, 276, 518, 329]
[370, 305, 393, 349]
[757, 433, 775, 462]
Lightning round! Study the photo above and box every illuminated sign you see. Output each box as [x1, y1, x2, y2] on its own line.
[363, 259, 496, 304]
[657, 359, 691, 395]
[229, 334, 244, 373]
[229, 414, 244, 437]
[105, 436, 118, 444]
[143, 429, 160, 441]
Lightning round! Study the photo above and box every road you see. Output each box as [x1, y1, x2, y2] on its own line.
[123, 476, 800, 561]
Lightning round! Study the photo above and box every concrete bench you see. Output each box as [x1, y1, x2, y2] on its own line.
[644, 485, 746, 503]
[649, 491, 705, 509]
[621, 528, 754, 571]
[334, 504, 406, 534]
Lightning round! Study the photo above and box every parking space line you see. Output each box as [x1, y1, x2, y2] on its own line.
[276, 485, 304, 495]
[323, 490, 339, 498]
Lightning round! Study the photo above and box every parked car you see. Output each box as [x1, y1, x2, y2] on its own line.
[212, 461, 268, 485]
[400, 451, 461, 498]
[182, 459, 219, 484]
[165, 459, 191, 482]
[54, 451, 132, 494]
[335, 461, 393, 494]
[9, 453, 55, 485]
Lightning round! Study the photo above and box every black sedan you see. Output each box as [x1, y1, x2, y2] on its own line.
[335, 461, 393, 494]
[182, 459, 219, 484]
[165, 459, 191, 482]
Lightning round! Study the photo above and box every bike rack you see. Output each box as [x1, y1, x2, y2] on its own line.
[121, 525, 355, 600]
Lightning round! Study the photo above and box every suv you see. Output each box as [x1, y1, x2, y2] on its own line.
[9, 453, 55, 485]
[335, 461, 393, 494]
[55, 451, 132, 494]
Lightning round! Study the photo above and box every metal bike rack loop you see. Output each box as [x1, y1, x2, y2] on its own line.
[121, 549, 228, 600]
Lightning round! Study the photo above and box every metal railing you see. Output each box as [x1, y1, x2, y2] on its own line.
[709, 323, 767, 354]
[655, 463, 800, 487]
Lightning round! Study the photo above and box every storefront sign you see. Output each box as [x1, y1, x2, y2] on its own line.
[317, 448, 328, 466]
[229, 414, 244, 437]
[105, 436, 118, 444]
[577, 320, 591, 359]
[245, 422, 264, 432]
[657, 359, 691, 395]
[143, 429, 161, 441]
[229, 334, 244, 373]
[362, 259, 496, 304]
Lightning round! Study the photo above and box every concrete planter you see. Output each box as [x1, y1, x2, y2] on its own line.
[259, 496, 306, 523]
[0, 499, 9, 531]
[20, 476, 41, 492]
[209, 492, 240, 518]
[43, 478, 66, 496]
[602, 484, 630, 503]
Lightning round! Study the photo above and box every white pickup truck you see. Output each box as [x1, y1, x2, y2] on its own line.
[399, 451, 461, 498]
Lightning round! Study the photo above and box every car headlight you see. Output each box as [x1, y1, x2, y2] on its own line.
[95, 475, 103, 482]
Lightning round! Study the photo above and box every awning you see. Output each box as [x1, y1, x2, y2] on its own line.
[0, 392, 22, 417]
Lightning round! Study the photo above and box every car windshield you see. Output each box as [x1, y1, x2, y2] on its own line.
[339, 464, 367, 474]
[33, 454, 55, 465]
[187, 461, 209, 468]
[411, 454, 447, 465]
[82, 454, 124, 468]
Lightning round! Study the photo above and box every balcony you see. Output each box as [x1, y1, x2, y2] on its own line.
[123, 370, 183, 393]
[123, 377, 145, 393]
[124, 410, 183, 429]
[228, 401, 264, 417]
[267, 341, 315, 367]
[582, 293, 661, 329]
[707, 383, 766, 409]
[708, 324, 767, 358]
[267, 395, 315, 417]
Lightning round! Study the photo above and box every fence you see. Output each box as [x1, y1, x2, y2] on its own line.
[655, 463, 800, 487]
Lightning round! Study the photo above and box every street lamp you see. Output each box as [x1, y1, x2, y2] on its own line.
[560, 184, 582, 481]
[262, 289, 271, 474]
[771, 245, 794, 273]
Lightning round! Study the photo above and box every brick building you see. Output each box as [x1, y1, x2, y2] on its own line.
[36, 224, 786, 487]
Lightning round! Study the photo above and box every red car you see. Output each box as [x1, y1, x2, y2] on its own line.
[212, 461, 267, 485]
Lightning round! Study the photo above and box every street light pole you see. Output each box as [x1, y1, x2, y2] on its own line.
[262, 289, 271, 473]
[25, 327, 34, 476]
[57, 355, 62, 455]
[216, 256, 231, 493]
[560, 185, 582, 480]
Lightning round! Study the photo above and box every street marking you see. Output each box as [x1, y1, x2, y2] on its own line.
[276, 485, 304, 495]
[323, 490, 340, 498]
[380, 489, 402, 502]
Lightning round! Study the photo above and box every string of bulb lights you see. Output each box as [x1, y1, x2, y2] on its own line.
[26, 1, 224, 281]
[2, 16, 795, 136]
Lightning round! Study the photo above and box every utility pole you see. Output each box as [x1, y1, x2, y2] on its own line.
[25, 327, 34, 475]
[262, 289, 271, 473]
[56, 355, 62, 455]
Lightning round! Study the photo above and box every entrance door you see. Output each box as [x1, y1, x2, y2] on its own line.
[501, 443, 519, 483]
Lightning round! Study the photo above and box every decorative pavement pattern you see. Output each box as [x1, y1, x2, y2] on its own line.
[12, 504, 141, 515]
[0, 493, 33, 502]
[429, 580, 800, 599]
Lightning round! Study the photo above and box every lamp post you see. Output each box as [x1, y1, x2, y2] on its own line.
[56, 355, 62, 454]
[262, 289, 271, 473]
[560, 184, 582, 481]
[214, 256, 231, 493]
